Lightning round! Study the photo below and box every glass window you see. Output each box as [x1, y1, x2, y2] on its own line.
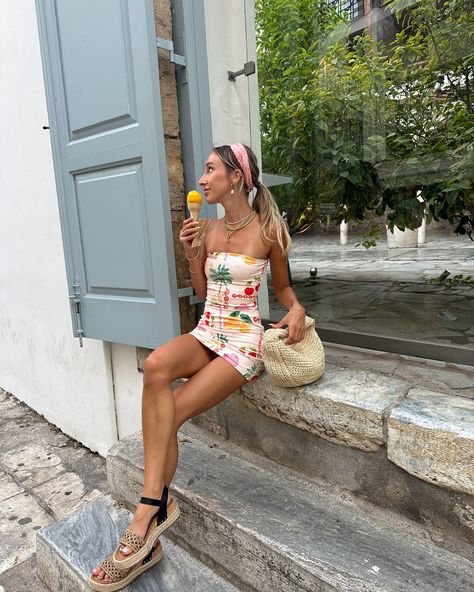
[256, 0, 474, 363]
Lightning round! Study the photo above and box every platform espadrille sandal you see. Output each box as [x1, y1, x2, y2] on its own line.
[89, 541, 162, 591]
[112, 484, 180, 569]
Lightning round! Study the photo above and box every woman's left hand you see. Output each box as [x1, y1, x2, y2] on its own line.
[270, 305, 306, 345]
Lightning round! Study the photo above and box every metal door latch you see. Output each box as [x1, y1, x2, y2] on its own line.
[69, 276, 84, 347]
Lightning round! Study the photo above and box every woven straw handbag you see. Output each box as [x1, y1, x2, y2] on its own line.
[262, 315, 325, 387]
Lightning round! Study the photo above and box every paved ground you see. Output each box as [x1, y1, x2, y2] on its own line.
[269, 229, 474, 348]
[0, 387, 108, 592]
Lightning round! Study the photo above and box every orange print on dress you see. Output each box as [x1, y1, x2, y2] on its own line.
[223, 311, 253, 333]
[223, 317, 251, 333]
[242, 255, 257, 265]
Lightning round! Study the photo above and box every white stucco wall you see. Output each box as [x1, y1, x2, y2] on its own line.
[0, 2, 118, 456]
[111, 343, 143, 440]
[0, 1, 259, 456]
[204, 0, 253, 145]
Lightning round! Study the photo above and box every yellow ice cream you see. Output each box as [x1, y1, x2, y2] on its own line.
[187, 190, 202, 221]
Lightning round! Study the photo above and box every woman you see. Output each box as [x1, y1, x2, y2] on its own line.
[89, 143, 306, 589]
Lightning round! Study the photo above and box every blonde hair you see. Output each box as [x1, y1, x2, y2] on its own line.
[213, 144, 292, 256]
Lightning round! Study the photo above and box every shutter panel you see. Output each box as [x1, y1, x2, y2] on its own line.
[35, 0, 181, 349]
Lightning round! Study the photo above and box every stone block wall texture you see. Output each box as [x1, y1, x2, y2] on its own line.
[388, 389, 474, 495]
[242, 375, 474, 497]
[153, 0, 195, 336]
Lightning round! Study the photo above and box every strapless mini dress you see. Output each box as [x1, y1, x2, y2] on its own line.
[190, 251, 268, 381]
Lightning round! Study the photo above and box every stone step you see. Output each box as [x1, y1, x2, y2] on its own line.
[322, 344, 474, 400]
[36, 494, 245, 591]
[191, 366, 474, 556]
[107, 424, 474, 592]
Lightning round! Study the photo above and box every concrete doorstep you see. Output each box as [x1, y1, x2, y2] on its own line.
[105, 423, 474, 592]
[241, 369, 474, 496]
[36, 495, 242, 592]
[192, 364, 474, 558]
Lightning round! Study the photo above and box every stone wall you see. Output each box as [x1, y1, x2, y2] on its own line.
[154, 0, 195, 334]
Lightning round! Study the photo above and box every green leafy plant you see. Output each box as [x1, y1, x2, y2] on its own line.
[255, 0, 474, 239]
[354, 225, 381, 249]
[256, 0, 347, 233]
[210, 265, 232, 285]
[381, 0, 474, 236]
[429, 274, 474, 287]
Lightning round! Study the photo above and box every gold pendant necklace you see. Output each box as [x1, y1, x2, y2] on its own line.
[224, 210, 254, 226]
[224, 210, 256, 243]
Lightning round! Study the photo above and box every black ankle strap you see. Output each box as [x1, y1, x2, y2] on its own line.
[140, 484, 168, 507]
[140, 496, 160, 506]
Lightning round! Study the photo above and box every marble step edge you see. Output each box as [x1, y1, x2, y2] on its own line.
[106, 426, 474, 592]
[241, 369, 474, 495]
[191, 388, 474, 560]
[322, 343, 474, 397]
[36, 494, 245, 592]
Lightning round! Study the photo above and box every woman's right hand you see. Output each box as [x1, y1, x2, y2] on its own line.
[179, 217, 200, 255]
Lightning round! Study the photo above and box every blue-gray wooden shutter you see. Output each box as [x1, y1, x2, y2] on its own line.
[35, 0, 180, 349]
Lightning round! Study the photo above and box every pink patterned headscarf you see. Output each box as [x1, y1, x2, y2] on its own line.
[230, 143, 254, 193]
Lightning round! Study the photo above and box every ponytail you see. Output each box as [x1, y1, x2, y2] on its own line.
[252, 181, 291, 256]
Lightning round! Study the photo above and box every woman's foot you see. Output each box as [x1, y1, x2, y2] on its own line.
[90, 491, 166, 582]
[88, 541, 163, 590]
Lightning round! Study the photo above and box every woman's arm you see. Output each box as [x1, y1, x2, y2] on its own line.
[179, 217, 208, 301]
[268, 234, 306, 345]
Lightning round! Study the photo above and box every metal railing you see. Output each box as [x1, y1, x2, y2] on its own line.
[329, 0, 365, 19]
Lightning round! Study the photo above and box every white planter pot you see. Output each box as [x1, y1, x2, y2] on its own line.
[418, 217, 426, 244]
[340, 219, 348, 245]
[386, 225, 419, 248]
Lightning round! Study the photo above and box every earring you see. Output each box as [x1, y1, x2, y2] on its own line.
[230, 185, 234, 195]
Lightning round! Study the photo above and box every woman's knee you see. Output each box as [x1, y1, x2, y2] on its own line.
[143, 348, 175, 385]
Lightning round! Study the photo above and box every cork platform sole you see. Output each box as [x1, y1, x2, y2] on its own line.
[89, 541, 163, 591]
[112, 496, 180, 569]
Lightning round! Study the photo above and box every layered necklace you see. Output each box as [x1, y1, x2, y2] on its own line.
[224, 210, 256, 243]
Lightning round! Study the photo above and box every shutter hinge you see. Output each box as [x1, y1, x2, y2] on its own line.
[177, 286, 202, 305]
[156, 37, 186, 67]
[69, 276, 85, 347]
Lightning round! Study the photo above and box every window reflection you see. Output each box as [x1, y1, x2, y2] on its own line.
[256, 0, 474, 360]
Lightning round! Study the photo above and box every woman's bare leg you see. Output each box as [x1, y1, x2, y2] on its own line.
[91, 334, 216, 581]
[111, 357, 246, 570]
[125, 355, 246, 541]
[163, 356, 248, 487]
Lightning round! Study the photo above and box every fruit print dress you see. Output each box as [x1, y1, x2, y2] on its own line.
[190, 252, 268, 381]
